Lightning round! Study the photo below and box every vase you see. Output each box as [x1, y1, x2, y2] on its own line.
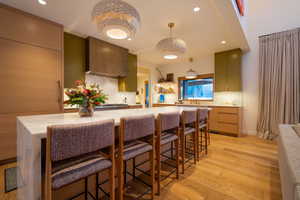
[78, 104, 94, 117]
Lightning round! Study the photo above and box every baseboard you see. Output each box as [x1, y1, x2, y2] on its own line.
[242, 130, 257, 135]
[0, 157, 17, 166]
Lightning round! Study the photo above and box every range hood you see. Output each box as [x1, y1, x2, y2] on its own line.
[86, 37, 129, 78]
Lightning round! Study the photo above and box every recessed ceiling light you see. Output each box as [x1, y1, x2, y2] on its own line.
[193, 7, 200, 12]
[221, 40, 227, 44]
[164, 55, 178, 60]
[38, 0, 47, 5]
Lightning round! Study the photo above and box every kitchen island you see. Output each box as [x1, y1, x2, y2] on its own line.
[16, 106, 201, 200]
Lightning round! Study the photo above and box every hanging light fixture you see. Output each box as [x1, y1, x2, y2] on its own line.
[92, 0, 141, 40]
[156, 23, 187, 60]
[186, 58, 198, 79]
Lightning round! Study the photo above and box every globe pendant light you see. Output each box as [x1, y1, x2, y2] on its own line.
[185, 58, 198, 79]
[92, 0, 141, 40]
[156, 23, 187, 59]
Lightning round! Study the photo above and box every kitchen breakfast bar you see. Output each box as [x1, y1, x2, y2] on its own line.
[16, 106, 204, 200]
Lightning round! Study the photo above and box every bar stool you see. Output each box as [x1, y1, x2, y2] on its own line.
[117, 114, 156, 200]
[180, 110, 198, 174]
[197, 108, 209, 160]
[156, 112, 180, 195]
[45, 120, 115, 200]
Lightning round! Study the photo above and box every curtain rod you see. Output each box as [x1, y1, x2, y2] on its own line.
[259, 27, 300, 38]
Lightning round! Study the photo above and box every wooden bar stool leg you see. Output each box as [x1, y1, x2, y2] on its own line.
[133, 157, 136, 180]
[193, 132, 197, 164]
[175, 138, 180, 179]
[124, 161, 127, 187]
[118, 157, 124, 200]
[207, 127, 211, 145]
[205, 127, 208, 155]
[96, 173, 99, 200]
[196, 128, 200, 162]
[181, 133, 185, 174]
[84, 177, 88, 200]
[201, 128, 203, 152]
[109, 146, 115, 200]
[109, 167, 115, 200]
[171, 141, 174, 159]
[156, 140, 161, 195]
[150, 148, 155, 199]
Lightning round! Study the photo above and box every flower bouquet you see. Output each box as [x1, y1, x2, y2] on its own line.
[64, 80, 107, 117]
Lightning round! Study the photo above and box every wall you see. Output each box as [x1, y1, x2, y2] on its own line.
[137, 60, 160, 107]
[85, 74, 136, 104]
[137, 67, 150, 105]
[238, 0, 300, 134]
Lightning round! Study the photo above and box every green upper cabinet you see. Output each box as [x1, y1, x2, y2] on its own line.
[118, 53, 137, 92]
[215, 49, 242, 92]
[64, 33, 86, 88]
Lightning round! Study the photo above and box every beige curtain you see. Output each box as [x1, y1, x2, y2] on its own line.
[257, 28, 300, 140]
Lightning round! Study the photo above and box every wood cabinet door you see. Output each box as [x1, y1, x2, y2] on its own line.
[215, 49, 242, 92]
[0, 4, 62, 51]
[0, 38, 62, 114]
[118, 53, 137, 92]
[89, 37, 128, 77]
[215, 52, 228, 92]
[227, 50, 242, 91]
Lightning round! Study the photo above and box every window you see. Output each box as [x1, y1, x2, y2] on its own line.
[179, 75, 214, 100]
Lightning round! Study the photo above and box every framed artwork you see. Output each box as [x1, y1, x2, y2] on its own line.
[236, 0, 244, 16]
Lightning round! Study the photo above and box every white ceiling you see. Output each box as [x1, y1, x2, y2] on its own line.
[0, 0, 249, 65]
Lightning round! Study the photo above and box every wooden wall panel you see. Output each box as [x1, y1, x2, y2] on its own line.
[0, 4, 63, 161]
[0, 4, 62, 50]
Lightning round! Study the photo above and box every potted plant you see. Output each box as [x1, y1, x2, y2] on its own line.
[64, 80, 107, 117]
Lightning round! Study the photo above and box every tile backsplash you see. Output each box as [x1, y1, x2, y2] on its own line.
[85, 74, 136, 104]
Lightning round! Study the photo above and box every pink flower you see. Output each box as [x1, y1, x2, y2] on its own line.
[75, 80, 83, 86]
[83, 89, 90, 95]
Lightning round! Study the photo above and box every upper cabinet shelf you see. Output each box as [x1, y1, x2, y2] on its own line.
[118, 53, 137, 92]
[215, 49, 242, 92]
[87, 37, 129, 78]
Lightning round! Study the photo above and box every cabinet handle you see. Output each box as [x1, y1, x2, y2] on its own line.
[218, 112, 237, 115]
[57, 80, 63, 110]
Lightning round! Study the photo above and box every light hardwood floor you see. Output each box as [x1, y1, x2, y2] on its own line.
[0, 134, 281, 200]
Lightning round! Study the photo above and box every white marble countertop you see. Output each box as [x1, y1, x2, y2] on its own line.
[17, 106, 199, 138]
[153, 103, 242, 108]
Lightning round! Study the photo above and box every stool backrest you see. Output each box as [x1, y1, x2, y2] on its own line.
[48, 120, 114, 162]
[158, 112, 180, 132]
[197, 109, 209, 122]
[121, 114, 155, 142]
[182, 110, 197, 124]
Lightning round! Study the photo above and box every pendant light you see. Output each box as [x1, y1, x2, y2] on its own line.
[92, 0, 141, 40]
[156, 23, 187, 60]
[185, 58, 198, 79]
